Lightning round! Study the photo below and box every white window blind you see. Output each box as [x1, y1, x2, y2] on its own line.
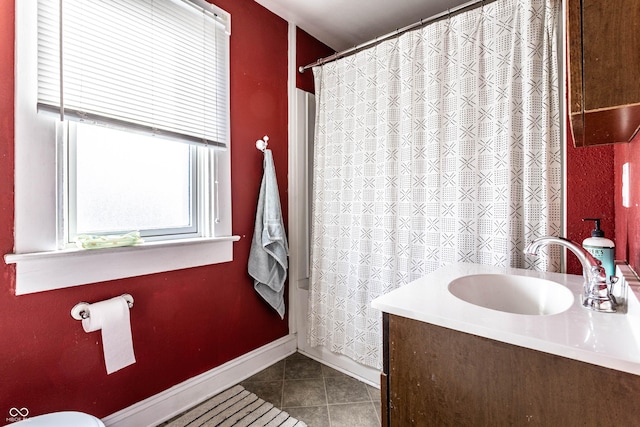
[37, 0, 230, 149]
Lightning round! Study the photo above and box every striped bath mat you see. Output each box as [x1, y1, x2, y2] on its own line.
[165, 385, 307, 427]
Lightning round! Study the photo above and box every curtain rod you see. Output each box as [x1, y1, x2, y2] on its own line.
[298, 0, 495, 73]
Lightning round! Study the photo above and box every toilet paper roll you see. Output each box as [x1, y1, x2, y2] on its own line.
[82, 296, 136, 374]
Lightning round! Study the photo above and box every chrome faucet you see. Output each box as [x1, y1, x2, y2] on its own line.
[524, 236, 617, 313]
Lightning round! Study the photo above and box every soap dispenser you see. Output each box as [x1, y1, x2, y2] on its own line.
[582, 218, 615, 282]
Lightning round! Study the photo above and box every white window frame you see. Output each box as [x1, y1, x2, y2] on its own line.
[6, 0, 238, 295]
[65, 121, 201, 243]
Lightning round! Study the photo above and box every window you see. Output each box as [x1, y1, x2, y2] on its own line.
[7, 0, 238, 295]
[69, 123, 198, 243]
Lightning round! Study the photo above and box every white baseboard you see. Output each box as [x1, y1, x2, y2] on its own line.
[102, 334, 297, 427]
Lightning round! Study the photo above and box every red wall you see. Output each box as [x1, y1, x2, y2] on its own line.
[296, 27, 335, 93]
[566, 123, 639, 279]
[565, 131, 616, 275]
[614, 133, 640, 273]
[0, 0, 289, 419]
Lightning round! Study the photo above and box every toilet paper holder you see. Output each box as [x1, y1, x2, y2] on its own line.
[71, 294, 134, 320]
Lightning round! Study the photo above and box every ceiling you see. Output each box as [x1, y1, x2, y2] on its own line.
[254, 0, 471, 52]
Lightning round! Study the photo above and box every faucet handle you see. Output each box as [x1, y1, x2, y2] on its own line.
[608, 275, 620, 305]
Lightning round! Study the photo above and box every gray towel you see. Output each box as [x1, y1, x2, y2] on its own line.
[248, 149, 289, 319]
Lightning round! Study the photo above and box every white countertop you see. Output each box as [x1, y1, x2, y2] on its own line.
[371, 262, 640, 375]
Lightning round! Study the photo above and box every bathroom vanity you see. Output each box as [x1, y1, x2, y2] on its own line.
[372, 263, 640, 426]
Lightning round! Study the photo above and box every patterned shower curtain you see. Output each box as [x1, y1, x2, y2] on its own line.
[309, 0, 561, 369]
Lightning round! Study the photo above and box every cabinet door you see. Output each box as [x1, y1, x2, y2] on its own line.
[385, 314, 640, 425]
[381, 313, 390, 427]
[568, 0, 640, 146]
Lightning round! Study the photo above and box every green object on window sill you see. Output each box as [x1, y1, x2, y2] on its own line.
[76, 231, 144, 249]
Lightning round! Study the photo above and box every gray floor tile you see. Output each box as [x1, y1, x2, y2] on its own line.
[241, 380, 284, 408]
[243, 360, 285, 382]
[366, 385, 382, 424]
[282, 378, 327, 407]
[366, 384, 380, 402]
[325, 376, 371, 404]
[328, 402, 380, 427]
[285, 357, 323, 380]
[321, 364, 348, 378]
[374, 401, 381, 423]
[285, 352, 310, 361]
[159, 353, 380, 427]
[283, 406, 330, 427]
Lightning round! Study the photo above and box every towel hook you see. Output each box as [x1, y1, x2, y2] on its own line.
[70, 294, 134, 320]
[256, 135, 269, 152]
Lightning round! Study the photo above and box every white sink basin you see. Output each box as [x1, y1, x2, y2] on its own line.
[448, 274, 575, 315]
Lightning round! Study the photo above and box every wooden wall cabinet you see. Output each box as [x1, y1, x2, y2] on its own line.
[567, 0, 640, 146]
[381, 313, 640, 426]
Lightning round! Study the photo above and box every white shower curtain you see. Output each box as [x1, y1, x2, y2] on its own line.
[309, 0, 561, 369]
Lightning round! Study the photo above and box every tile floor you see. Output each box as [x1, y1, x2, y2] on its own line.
[240, 352, 380, 427]
[158, 352, 380, 427]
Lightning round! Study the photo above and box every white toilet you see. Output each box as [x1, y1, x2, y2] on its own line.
[8, 411, 105, 426]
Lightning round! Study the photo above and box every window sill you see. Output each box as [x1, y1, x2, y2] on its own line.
[4, 236, 241, 295]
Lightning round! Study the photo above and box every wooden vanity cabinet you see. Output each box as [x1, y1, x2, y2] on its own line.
[567, 0, 640, 146]
[381, 313, 640, 426]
